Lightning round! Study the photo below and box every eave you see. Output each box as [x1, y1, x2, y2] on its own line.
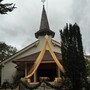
[2, 40, 39, 64]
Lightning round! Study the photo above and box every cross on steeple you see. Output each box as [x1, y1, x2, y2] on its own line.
[41, 0, 46, 5]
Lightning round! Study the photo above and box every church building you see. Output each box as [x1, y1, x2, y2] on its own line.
[0, 5, 64, 84]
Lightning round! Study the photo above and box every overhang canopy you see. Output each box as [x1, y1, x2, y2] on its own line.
[12, 50, 62, 64]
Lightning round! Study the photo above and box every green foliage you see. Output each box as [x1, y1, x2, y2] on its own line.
[1, 79, 66, 90]
[86, 61, 90, 76]
[0, 0, 16, 14]
[86, 61, 90, 84]
[1, 81, 11, 89]
[0, 42, 17, 61]
[12, 70, 24, 84]
[60, 23, 87, 90]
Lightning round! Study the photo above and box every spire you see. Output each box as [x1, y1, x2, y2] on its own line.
[35, 5, 55, 38]
[40, 5, 50, 30]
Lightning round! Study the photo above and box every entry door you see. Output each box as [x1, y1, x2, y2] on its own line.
[37, 63, 57, 81]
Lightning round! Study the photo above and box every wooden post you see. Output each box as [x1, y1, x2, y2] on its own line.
[25, 63, 27, 77]
[34, 71, 37, 82]
[57, 67, 60, 77]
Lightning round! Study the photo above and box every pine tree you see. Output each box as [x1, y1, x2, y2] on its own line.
[60, 23, 87, 90]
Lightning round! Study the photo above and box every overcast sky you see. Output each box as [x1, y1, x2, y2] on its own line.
[0, 0, 90, 55]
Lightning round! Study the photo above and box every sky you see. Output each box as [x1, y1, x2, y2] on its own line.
[0, 0, 90, 55]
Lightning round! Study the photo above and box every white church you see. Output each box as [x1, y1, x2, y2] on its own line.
[0, 4, 64, 84]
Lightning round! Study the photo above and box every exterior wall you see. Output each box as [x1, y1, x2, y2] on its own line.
[86, 56, 90, 61]
[38, 35, 61, 53]
[51, 43, 61, 53]
[1, 61, 17, 84]
[13, 36, 50, 60]
[13, 45, 40, 60]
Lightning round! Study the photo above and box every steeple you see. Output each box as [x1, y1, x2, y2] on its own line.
[40, 5, 50, 30]
[35, 5, 55, 38]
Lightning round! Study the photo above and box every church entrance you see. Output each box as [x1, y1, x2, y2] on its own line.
[37, 63, 57, 81]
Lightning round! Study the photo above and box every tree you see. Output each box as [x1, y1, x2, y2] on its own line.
[0, 42, 17, 61]
[0, 0, 15, 14]
[60, 23, 87, 90]
[86, 59, 90, 83]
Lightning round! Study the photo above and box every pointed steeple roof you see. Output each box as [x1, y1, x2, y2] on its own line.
[40, 5, 50, 30]
[35, 5, 55, 38]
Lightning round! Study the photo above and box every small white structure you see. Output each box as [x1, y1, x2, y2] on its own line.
[0, 5, 62, 84]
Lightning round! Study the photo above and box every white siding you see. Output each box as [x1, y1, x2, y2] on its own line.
[13, 35, 61, 60]
[1, 61, 17, 84]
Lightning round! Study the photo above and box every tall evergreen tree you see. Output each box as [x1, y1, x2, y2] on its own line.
[60, 23, 87, 90]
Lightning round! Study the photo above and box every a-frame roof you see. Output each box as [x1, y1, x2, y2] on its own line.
[13, 50, 62, 64]
[1, 39, 61, 64]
